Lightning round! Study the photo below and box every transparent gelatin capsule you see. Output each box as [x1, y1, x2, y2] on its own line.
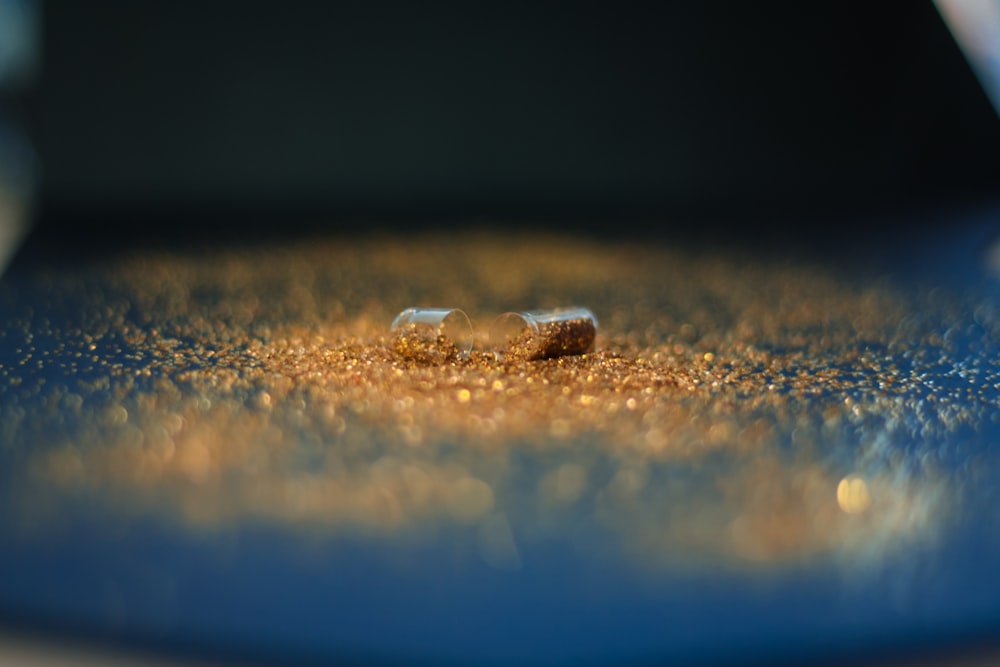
[490, 307, 597, 362]
[391, 307, 474, 364]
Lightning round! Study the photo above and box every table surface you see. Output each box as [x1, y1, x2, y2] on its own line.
[1, 218, 1000, 666]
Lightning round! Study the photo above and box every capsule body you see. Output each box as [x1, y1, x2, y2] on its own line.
[491, 307, 597, 361]
[391, 307, 473, 363]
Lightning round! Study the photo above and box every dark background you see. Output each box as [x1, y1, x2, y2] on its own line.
[19, 1, 1000, 250]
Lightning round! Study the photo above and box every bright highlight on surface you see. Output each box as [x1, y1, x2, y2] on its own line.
[837, 475, 872, 514]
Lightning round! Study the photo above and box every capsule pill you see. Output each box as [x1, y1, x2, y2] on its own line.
[490, 307, 597, 362]
[391, 308, 473, 364]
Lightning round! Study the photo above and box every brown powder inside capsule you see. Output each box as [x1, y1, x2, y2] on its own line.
[499, 328, 536, 362]
[531, 315, 596, 360]
[497, 311, 597, 362]
[393, 330, 461, 364]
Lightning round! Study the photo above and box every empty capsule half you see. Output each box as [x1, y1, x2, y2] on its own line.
[391, 307, 474, 363]
[490, 307, 597, 361]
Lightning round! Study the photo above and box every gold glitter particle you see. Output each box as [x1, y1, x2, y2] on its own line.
[837, 475, 872, 514]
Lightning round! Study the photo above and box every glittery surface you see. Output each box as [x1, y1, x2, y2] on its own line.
[1, 229, 999, 663]
[2, 231, 996, 561]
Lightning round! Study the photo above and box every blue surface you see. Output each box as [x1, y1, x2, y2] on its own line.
[2, 215, 1000, 666]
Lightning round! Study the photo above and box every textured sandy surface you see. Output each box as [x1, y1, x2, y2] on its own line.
[2, 231, 997, 570]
